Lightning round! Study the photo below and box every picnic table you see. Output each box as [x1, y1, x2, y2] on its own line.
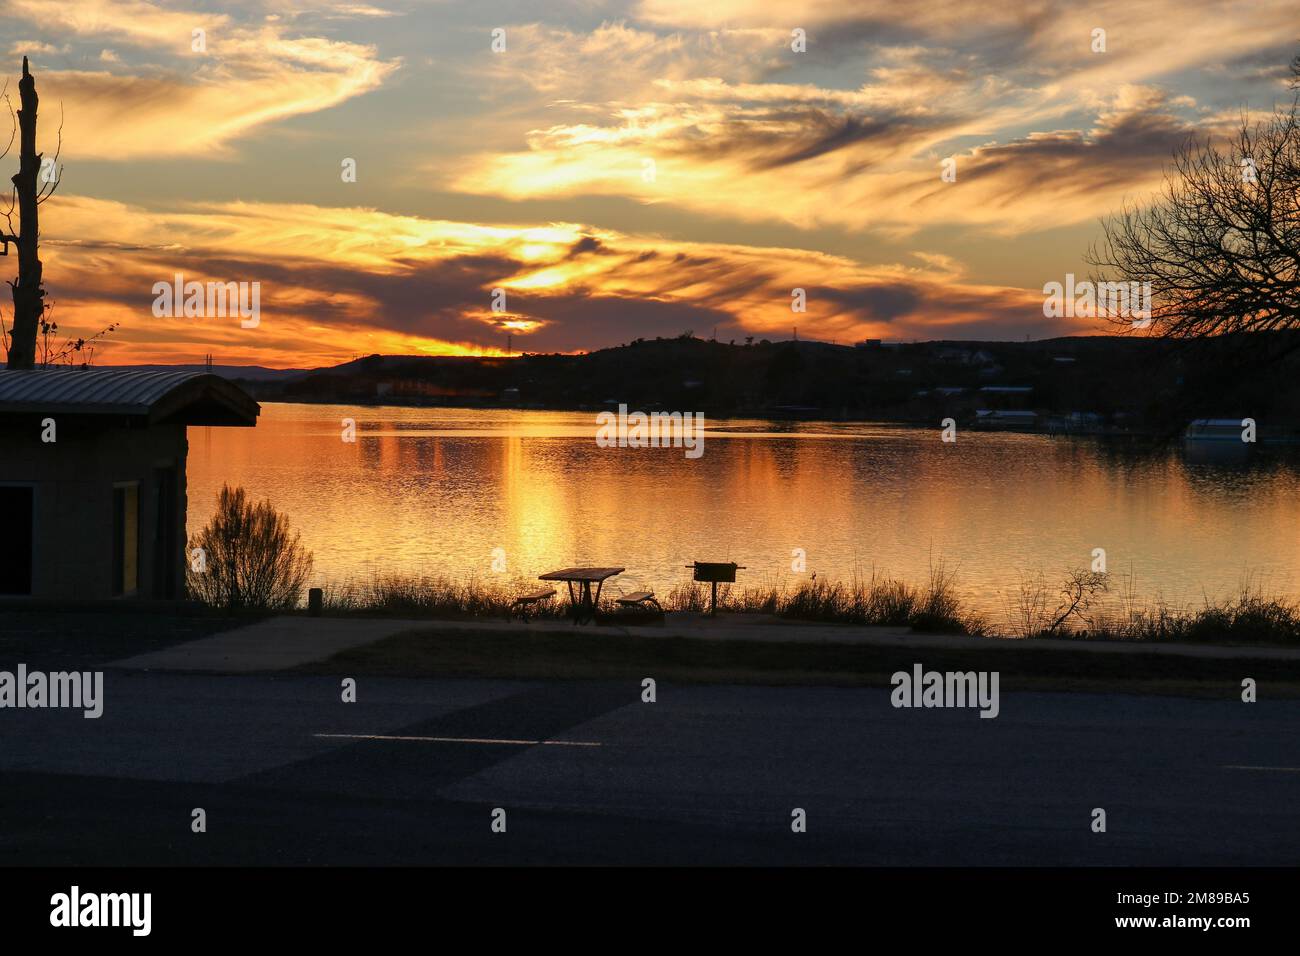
[538, 567, 625, 623]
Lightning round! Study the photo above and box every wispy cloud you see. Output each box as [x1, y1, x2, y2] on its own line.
[5, 0, 398, 159]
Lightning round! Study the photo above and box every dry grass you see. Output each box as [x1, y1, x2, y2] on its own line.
[665, 563, 984, 634]
[320, 563, 985, 635]
[321, 573, 567, 620]
[310, 565, 1300, 645]
[1017, 569, 1300, 644]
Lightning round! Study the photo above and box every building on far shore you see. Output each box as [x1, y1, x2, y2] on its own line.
[0, 368, 259, 602]
[972, 409, 1039, 430]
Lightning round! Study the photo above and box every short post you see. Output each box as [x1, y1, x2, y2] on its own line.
[308, 587, 323, 616]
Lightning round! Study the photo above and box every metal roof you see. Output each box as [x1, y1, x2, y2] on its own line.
[0, 368, 259, 426]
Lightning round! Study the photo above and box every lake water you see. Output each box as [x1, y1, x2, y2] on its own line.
[187, 402, 1300, 624]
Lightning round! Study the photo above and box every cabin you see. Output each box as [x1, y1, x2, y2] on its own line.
[1184, 418, 1248, 442]
[0, 368, 259, 601]
[973, 409, 1039, 431]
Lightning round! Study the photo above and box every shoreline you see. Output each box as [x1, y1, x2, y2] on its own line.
[237, 398, 1300, 444]
[245, 396, 1138, 437]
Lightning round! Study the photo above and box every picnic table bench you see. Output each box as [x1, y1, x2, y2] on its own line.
[539, 567, 625, 623]
[616, 590, 661, 611]
[509, 587, 556, 621]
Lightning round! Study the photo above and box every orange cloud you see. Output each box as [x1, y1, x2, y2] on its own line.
[23, 195, 1078, 366]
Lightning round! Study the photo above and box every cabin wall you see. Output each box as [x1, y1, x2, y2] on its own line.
[0, 418, 188, 601]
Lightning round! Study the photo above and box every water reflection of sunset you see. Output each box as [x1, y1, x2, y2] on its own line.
[188, 404, 1300, 620]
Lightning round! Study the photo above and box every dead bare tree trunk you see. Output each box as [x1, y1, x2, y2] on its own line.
[3, 57, 45, 369]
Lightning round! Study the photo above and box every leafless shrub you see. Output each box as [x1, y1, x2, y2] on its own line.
[1004, 570, 1052, 638]
[187, 484, 313, 610]
[1045, 568, 1110, 636]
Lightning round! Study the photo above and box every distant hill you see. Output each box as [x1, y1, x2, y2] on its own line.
[102, 332, 1300, 435]
[103, 364, 312, 382]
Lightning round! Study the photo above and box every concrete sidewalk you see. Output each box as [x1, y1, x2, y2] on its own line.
[108, 612, 1300, 673]
[111, 617, 428, 673]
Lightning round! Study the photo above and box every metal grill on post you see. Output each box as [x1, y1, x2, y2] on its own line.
[688, 561, 745, 616]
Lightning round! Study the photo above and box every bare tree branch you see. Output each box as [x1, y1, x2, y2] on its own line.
[1088, 100, 1300, 348]
[0, 83, 14, 164]
[36, 101, 62, 204]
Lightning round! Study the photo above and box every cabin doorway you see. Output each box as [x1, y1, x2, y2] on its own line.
[112, 482, 140, 597]
[0, 485, 34, 595]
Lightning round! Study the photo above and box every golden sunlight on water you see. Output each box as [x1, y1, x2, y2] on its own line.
[187, 403, 1300, 619]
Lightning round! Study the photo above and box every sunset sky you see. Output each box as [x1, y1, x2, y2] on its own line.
[2, 0, 1297, 366]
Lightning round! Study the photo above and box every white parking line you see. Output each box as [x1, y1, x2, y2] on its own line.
[314, 733, 602, 747]
[1223, 765, 1300, 772]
